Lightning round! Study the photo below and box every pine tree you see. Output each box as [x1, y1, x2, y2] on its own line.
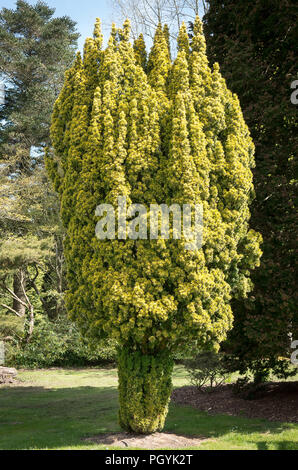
[0, 0, 78, 170]
[48, 17, 261, 434]
[0, 1, 78, 335]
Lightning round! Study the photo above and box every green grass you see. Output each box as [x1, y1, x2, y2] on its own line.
[0, 367, 297, 450]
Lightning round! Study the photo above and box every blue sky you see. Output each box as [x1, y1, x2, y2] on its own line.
[0, 0, 115, 51]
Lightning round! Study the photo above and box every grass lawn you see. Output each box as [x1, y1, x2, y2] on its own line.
[0, 366, 297, 450]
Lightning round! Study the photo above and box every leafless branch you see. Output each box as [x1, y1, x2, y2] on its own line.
[1, 303, 24, 317]
[0, 279, 28, 309]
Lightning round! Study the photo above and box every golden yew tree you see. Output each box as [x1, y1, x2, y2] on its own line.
[47, 17, 262, 433]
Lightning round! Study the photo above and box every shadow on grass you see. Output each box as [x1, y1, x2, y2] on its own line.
[257, 440, 296, 450]
[0, 384, 297, 450]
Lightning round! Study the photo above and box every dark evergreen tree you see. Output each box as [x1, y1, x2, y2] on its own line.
[203, 0, 298, 380]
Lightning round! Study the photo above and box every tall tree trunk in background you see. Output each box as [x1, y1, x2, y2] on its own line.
[12, 270, 26, 317]
[26, 304, 35, 343]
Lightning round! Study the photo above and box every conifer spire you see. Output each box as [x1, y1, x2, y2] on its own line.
[119, 18, 131, 42]
[189, 17, 212, 124]
[133, 33, 147, 70]
[191, 15, 207, 54]
[147, 23, 171, 93]
[82, 38, 100, 98]
[163, 24, 171, 59]
[93, 17, 103, 50]
[177, 22, 190, 55]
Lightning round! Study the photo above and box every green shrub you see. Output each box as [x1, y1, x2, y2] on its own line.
[184, 352, 230, 392]
[0, 313, 24, 343]
[6, 315, 117, 368]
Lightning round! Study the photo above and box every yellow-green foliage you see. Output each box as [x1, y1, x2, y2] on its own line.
[118, 348, 173, 433]
[47, 17, 262, 433]
[133, 33, 147, 70]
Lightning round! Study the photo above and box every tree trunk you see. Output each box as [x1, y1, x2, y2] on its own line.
[117, 348, 173, 434]
[12, 270, 26, 317]
[25, 305, 35, 343]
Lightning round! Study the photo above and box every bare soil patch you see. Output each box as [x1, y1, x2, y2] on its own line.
[172, 382, 298, 423]
[84, 432, 207, 449]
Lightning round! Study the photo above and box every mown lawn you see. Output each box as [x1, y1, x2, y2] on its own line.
[0, 367, 297, 450]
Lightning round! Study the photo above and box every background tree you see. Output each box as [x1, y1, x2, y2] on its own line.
[0, 164, 64, 341]
[48, 17, 261, 433]
[0, 0, 78, 340]
[203, 0, 298, 381]
[0, 235, 52, 342]
[0, 0, 78, 169]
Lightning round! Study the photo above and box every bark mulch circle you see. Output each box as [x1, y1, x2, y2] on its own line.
[84, 432, 207, 449]
[172, 381, 298, 423]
